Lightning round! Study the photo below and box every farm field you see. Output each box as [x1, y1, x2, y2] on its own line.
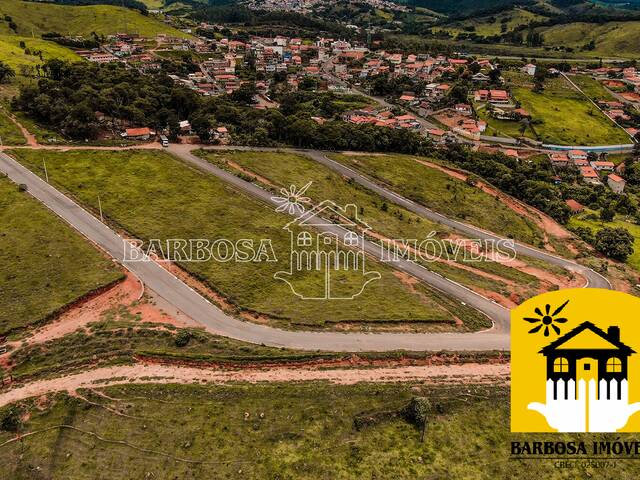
[568, 210, 640, 272]
[0, 108, 25, 145]
[0, 0, 191, 38]
[328, 152, 544, 244]
[501, 71, 630, 146]
[0, 176, 122, 336]
[199, 150, 566, 303]
[2, 381, 635, 479]
[9, 149, 490, 331]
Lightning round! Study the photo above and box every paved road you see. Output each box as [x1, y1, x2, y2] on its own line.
[0, 151, 509, 351]
[190, 145, 610, 291]
[1, 144, 609, 352]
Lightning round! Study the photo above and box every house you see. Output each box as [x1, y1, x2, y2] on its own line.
[522, 63, 537, 76]
[580, 166, 601, 185]
[454, 103, 472, 115]
[474, 89, 510, 104]
[539, 321, 634, 399]
[427, 128, 447, 143]
[122, 127, 153, 140]
[565, 199, 584, 213]
[549, 153, 570, 168]
[608, 173, 626, 194]
[568, 150, 588, 161]
[590, 161, 615, 172]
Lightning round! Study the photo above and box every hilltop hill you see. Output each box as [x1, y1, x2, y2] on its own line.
[0, 0, 191, 38]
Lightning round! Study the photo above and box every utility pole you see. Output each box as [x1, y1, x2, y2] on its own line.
[98, 194, 104, 222]
[42, 158, 48, 183]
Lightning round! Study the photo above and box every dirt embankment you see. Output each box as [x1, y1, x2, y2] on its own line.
[0, 363, 510, 408]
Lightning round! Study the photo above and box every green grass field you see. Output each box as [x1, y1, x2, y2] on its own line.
[569, 74, 618, 102]
[0, 0, 191, 38]
[0, 108, 25, 145]
[9, 149, 490, 331]
[499, 71, 630, 146]
[329, 152, 544, 245]
[199, 150, 549, 301]
[0, 176, 122, 336]
[568, 210, 640, 272]
[435, 7, 547, 37]
[2, 381, 637, 479]
[540, 21, 640, 58]
[0, 34, 80, 71]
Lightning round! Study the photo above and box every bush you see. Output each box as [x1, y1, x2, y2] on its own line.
[594, 227, 635, 261]
[0, 407, 22, 432]
[17, 184, 27, 192]
[174, 329, 192, 347]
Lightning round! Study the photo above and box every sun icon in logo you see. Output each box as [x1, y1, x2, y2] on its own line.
[523, 300, 569, 337]
[271, 181, 313, 215]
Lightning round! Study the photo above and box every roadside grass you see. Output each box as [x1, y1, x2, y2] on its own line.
[4, 308, 503, 381]
[503, 71, 630, 146]
[568, 209, 640, 272]
[200, 150, 545, 301]
[328, 152, 544, 245]
[10, 148, 490, 331]
[0, 34, 80, 71]
[0, 108, 25, 145]
[0, 176, 122, 336]
[2, 382, 637, 478]
[0, 0, 191, 38]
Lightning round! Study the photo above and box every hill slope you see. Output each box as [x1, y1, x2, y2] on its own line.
[0, 0, 191, 38]
[540, 21, 640, 56]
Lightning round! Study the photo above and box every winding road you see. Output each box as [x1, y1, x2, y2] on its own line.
[0, 145, 610, 352]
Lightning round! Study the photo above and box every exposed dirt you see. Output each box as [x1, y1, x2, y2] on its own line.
[0, 363, 510, 407]
[412, 157, 580, 252]
[225, 160, 277, 187]
[0, 271, 195, 371]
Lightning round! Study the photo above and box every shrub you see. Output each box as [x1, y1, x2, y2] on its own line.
[174, 329, 192, 347]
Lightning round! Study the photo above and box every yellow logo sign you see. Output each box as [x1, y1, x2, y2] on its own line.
[511, 288, 640, 432]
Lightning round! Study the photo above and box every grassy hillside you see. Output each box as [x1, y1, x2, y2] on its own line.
[329, 152, 544, 245]
[480, 71, 631, 145]
[435, 7, 548, 37]
[198, 150, 556, 303]
[0, 175, 122, 336]
[0, 109, 26, 145]
[3, 381, 638, 478]
[10, 148, 490, 331]
[0, 0, 191, 38]
[541, 21, 640, 57]
[0, 34, 80, 71]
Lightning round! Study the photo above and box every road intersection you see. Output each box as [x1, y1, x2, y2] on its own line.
[0, 145, 610, 352]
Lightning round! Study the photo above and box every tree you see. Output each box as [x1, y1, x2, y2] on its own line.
[600, 206, 615, 222]
[594, 227, 634, 261]
[0, 61, 15, 83]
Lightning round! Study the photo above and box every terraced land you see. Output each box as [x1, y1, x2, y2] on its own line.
[198, 150, 568, 304]
[328, 152, 544, 244]
[9, 149, 490, 331]
[0, 175, 122, 336]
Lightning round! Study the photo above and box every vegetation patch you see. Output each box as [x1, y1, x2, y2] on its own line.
[2, 381, 637, 478]
[9, 148, 491, 330]
[0, 175, 122, 335]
